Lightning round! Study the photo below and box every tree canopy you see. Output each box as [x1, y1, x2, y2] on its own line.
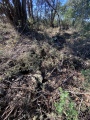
[0, 0, 90, 32]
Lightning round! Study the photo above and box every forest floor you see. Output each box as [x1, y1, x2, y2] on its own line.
[0, 21, 90, 120]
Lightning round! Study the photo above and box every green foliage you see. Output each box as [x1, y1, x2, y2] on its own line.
[55, 87, 78, 120]
[81, 22, 90, 37]
[63, 0, 90, 34]
[63, 7, 73, 25]
[81, 69, 90, 90]
[82, 69, 90, 79]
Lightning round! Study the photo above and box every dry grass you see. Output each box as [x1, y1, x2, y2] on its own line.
[0, 20, 90, 120]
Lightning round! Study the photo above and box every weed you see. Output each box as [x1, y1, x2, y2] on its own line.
[81, 69, 90, 90]
[55, 87, 78, 120]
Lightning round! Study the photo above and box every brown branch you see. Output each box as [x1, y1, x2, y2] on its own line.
[45, 0, 57, 12]
[45, 0, 61, 26]
[67, 91, 90, 95]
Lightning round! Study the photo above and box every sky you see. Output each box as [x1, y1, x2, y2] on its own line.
[61, 0, 67, 5]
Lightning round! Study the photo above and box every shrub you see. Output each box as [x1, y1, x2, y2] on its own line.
[81, 69, 90, 90]
[55, 87, 78, 120]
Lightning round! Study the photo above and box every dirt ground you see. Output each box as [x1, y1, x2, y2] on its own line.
[0, 21, 90, 120]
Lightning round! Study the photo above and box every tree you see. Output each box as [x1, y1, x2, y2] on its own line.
[0, 0, 63, 29]
[27, 0, 34, 20]
[0, 0, 27, 31]
[45, 0, 61, 27]
[66, 0, 90, 29]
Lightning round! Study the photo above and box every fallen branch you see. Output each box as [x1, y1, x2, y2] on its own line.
[78, 98, 83, 114]
[11, 86, 32, 91]
[2, 105, 15, 120]
[67, 91, 90, 95]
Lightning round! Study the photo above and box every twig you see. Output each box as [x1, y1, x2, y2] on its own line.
[2, 105, 15, 120]
[19, 23, 28, 35]
[78, 98, 83, 114]
[46, 66, 57, 78]
[2, 106, 10, 116]
[11, 87, 32, 91]
[67, 91, 90, 95]
[32, 94, 42, 102]
[62, 73, 75, 84]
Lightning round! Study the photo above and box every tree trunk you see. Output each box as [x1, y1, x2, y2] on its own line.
[50, 9, 56, 27]
[27, 0, 34, 20]
[22, 0, 27, 28]
[12, 0, 22, 27]
[30, 0, 34, 20]
[1, 0, 28, 32]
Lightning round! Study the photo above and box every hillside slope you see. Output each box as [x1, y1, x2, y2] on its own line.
[0, 21, 90, 120]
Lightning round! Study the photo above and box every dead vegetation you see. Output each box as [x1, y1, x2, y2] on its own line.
[0, 21, 90, 120]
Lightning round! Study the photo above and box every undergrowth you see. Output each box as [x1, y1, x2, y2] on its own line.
[55, 87, 78, 120]
[81, 69, 90, 91]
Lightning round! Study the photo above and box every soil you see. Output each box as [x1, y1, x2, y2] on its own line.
[0, 21, 90, 120]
